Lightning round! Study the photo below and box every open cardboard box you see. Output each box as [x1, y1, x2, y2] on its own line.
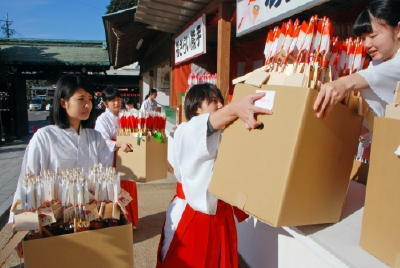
[22, 223, 133, 268]
[209, 83, 362, 227]
[116, 135, 167, 182]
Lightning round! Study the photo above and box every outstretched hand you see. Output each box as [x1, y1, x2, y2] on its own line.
[116, 141, 133, 153]
[234, 92, 273, 129]
[313, 79, 348, 118]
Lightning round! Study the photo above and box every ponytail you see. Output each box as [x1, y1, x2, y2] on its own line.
[145, 88, 157, 100]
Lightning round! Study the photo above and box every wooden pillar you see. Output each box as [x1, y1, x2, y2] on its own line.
[217, 1, 233, 99]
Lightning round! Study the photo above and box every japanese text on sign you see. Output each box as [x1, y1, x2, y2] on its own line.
[175, 14, 206, 65]
[236, 0, 330, 37]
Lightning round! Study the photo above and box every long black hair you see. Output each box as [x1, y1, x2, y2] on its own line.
[145, 88, 157, 100]
[53, 74, 95, 129]
[353, 0, 400, 36]
[184, 83, 224, 121]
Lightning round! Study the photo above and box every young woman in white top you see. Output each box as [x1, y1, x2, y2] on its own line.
[95, 88, 133, 155]
[313, 0, 400, 181]
[140, 88, 159, 111]
[157, 83, 271, 267]
[314, 0, 400, 118]
[95, 87, 138, 228]
[10, 75, 113, 221]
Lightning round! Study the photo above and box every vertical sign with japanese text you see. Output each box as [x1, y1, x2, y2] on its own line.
[236, 0, 330, 37]
[174, 14, 206, 65]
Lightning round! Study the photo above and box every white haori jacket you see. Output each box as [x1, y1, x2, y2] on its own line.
[9, 125, 113, 222]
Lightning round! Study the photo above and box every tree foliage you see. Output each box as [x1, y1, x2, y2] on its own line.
[106, 0, 138, 14]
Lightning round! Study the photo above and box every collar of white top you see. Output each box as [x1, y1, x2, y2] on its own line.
[105, 108, 118, 118]
[66, 125, 82, 135]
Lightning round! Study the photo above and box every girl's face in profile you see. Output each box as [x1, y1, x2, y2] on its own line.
[61, 88, 93, 122]
[149, 93, 157, 100]
[362, 18, 400, 62]
[197, 98, 223, 115]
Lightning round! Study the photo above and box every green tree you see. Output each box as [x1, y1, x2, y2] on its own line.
[106, 0, 137, 14]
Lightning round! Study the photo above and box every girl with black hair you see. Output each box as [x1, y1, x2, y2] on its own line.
[157, 83, 271, 267]
[141, 88, 159, 111]
[314, 0, 400, 118]
[124, 98, 136, 111]
[10, 75, 113, 221]
[95, 87, 133, 154]
[94, 87, 138, 228]
[313, 0, 400, 181]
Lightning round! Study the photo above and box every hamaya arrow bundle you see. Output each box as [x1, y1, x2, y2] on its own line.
[263, 15, 369, 81]
[12, 165, 132, 239]
[118, 109, 167, 144]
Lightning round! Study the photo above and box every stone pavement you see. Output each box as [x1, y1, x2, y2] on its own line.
[0, 138, 29, 219]
[0, 110, 48, 218]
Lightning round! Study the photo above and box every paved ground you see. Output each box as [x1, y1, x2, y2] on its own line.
[0, 139, 28, 218]
[0, 110, 49, 218]
[133, 182, 175, 268]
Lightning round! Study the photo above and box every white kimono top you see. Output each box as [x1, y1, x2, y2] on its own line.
[9, 125, 113, 222]
[358, 49, 400, 116]
[95, 108, 119, 153]
[161, 113, 222, 259]
[140, 98, 158, 111]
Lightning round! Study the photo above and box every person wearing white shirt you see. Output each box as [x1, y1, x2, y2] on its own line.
[314, 0, 400, 118]
[124, 97, 136, 111]
[313, 0, 400, 183]
[10, 75, 113, 223]
[95, 87, 138, 228]
[140, 88, 159, 111]
[95, 88, 133, 157]
[157, 83, 271, 267]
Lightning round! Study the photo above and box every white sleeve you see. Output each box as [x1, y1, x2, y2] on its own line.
[174, 113, 221, 214]
[141, 99, 150, 111]
[181, 114, 221, 157]
[358, 54, 400, 104]
[95, 132, 114, 168]
[95, 116, 116, 152]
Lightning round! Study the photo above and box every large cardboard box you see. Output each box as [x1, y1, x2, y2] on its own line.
[360, 117, 400, 267]
[116, 135, 167, 182]
[209, 83, 362, 227]
[23, 224, 134, 268]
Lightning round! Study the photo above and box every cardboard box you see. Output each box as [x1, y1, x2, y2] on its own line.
[116, 135, 167, 182]
[23, 223, 133, 268]
[209, 83, 362, 227]
[360, 117, 400, 267]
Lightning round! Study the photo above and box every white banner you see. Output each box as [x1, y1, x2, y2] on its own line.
[174, 14, 206, 65]
[236, 0, 330, 37]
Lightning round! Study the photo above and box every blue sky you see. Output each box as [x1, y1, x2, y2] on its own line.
[0, 0, 111, 40]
